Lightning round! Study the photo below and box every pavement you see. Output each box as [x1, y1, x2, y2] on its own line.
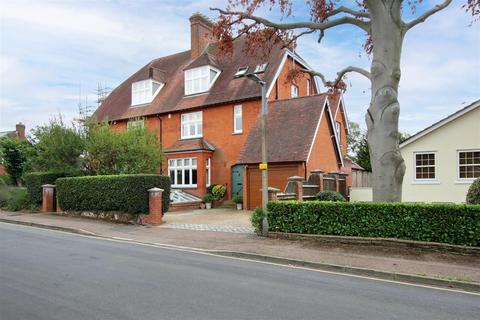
[1, 223, 479, 320]
[0, 209, 479, 290]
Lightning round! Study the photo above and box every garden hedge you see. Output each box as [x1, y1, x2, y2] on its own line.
[56, 174, 171, 214]
[24, 172, 75, 206]
[252, 201, 480, 246]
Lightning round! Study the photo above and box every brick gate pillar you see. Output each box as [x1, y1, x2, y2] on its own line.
[267, 187, 280, 201]
[288, 176, 304, 201]
[41, 184, 55, 213]
[140, 188, 164, 225]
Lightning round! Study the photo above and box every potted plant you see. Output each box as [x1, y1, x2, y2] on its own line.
[212, 185, 227, 207]
[202, 194, 214, 209]
[233, 195, 243, 210]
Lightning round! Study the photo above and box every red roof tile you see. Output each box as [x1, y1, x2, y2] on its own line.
[164, 138, 215, 154]
[238, 94, 329, 163]
[93, 37, 286, 122]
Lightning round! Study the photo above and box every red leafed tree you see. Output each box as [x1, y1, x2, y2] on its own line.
[211, 0, 479, 202]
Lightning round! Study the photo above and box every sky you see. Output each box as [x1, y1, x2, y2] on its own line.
[0, 0, 479, 135]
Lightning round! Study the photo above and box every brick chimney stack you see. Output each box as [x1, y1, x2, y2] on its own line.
[16, 122, 25, 140]
[189, 13, 213, 60]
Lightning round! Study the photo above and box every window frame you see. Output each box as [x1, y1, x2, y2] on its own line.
[413, 151, 437, 182]
[168, 157, 198, 188]
[306, 79, 311, 96]
[233, 104, 243, 134]
[457, 149, 480, 181]
[184, 65, 221, 96]
[131, 79, 163, 107]
[206, 158, 211, 187]
[127, 118, 145, 129]
[180, 111, 203, 139]
[291, 84, 299, 98]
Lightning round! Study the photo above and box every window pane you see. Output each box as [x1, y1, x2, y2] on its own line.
[177, 170, 183, 185]
[177, 159, 182, 166]
[192, 158, 197, 166]
[184, 169, 190, 185]
[169, 170, 175, 184]
[192, 169, 197, 184]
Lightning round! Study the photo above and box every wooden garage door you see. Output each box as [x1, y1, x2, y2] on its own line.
[247, 164, 300, 209]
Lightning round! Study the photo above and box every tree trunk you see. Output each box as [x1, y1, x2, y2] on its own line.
[366, 0, 406, 202]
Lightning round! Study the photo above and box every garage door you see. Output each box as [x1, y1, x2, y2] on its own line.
[246, 164, 301, 209]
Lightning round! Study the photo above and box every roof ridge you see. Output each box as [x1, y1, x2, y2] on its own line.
[269, 93, 328, 104]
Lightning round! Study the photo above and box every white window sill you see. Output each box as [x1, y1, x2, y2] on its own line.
[180, 136, 203, 140]
[232, 131, 243, 135]
[172, 185, 197, 189]
[454, 180, 475, 185]
[411, 180, 440, 185]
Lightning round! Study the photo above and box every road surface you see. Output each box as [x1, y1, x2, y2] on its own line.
[0, 222, 478, 320]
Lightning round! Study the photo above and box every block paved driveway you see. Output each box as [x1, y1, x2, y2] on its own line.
[161, 208, 255, 234]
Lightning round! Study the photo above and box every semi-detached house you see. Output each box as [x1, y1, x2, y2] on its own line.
[93, 13, 351, 210]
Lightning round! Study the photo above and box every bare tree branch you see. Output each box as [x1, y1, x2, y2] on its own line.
[303, 66, 372, 87]
[211, 8, 371, 32]
[404, 0, 453, 31]
[328, 6, 370, 18]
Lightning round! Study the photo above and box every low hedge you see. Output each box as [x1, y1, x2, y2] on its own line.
[24, 172, 75, 206]
[56, 174, 171, 214]
[252, 201, 480, 246]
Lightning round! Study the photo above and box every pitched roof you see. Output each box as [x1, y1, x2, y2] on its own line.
[163, 138, 215, 154]
[238, 94, 329, 163]
[0, 130, 17, 138]
[400, 99, 480, 148]
[93, 37, 286, 122]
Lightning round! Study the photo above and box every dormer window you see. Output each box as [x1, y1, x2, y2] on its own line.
[185, 65, 220, 96]
[235, 67, 248, 77]
[131, 79, 163, 106]
[254, 63, 268, 73]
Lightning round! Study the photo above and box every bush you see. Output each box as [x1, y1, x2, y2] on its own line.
[0, 137, 34, 185]
[56, 174, 171, 214]
[252, 201, 480, 246]
[466, 177, 480, 204]
[212, 184, 227, 201]
[24, 172, 76, 206]
[0, 175, 13, 186]
[316, 191, 346, 202]
[251, 207, 264, 234]
[206, 184, 217, 195]
[233, 195, 243, 204]
[202, 194, 214, 203]
[0, 187, 29, 211]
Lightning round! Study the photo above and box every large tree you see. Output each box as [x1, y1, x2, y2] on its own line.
[211, 0, 479, 201]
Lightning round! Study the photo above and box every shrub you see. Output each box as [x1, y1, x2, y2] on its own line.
[316, 191, 346, 202]
[0, 187, 29, 211]
[251, 207, 264, 234]
[0, 137, 34, 185]
[212, 184, 227, 201]
[252, 201, 480, 246]
[206, 184, 217, 195]
[202, 194, 214, 203]
[466, 177, 480, 204]
[57, 174, 171, 214]
[0, 175, 13, 186]
[233, 195, 243, 204]
[24, 172, 76, 206]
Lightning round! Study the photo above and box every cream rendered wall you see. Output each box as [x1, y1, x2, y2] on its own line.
[400, 107, 480, 203]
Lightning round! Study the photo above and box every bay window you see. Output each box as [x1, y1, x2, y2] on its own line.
[169, 158, 197, 187]
[206, 158, 211, 187]
[181, 111, 202, 139]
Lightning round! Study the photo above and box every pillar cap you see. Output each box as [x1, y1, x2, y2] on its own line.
[268, 187, 280, 192]
[310, 169, 324, 174]
[288, 176, 303, 181]
[148, 187, 164, 192]
[42, 184, 56, 188]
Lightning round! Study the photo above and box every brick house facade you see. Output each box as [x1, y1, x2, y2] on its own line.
[93, 13, 350, 209]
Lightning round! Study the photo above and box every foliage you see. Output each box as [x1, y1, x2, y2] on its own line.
[206, 184, 217, 195]
[355, 134, 371, 172]
[23, 172, 76, 206]
[30, 117, 85, 173]
[84, 121, 162, 175]
[212, 184, 227, 201]
[0, 175, 13, 186]
[233, 195, 243, 204]
[202, 193, 214, 203]
[251, 207, 264, 234]
[315, 191, 345, 202]
[0, 137, 34, 185]
[0, 187, 29, 211]
[251, 201, 480, 246]
[56, 174, 171, 214]
[346, 121, 362, 157]
[466, 177, 480, 204]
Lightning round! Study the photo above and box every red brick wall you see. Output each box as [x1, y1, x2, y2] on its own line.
[269, 58, 315, 101]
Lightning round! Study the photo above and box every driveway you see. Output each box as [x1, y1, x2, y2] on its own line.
[161, 208, 254, 233]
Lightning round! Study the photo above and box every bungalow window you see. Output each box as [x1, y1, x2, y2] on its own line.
[181, 111, 202, 139]
[206, 158, 211, 187]
[127, 118, 144, 129]
[184, 65, 220, 95]
[131, 79, 163, 106]
[414, 152, 436, 180]
[306, 79, 311, 96]
[233, 105, 242, 133]
[291, 84, 299, 98]
[458, 150, 480, 179]
[169, 158, 197, 188]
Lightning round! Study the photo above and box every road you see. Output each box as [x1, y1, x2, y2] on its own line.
[0, 223, 478, 320]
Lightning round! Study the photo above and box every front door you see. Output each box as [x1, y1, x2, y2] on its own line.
[231, 165, 244, 197]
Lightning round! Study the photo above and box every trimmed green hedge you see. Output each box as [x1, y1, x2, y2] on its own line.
[252, 201, 480, 246]
[24, 172, 75, 206]
[56, 174, 171, 214]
